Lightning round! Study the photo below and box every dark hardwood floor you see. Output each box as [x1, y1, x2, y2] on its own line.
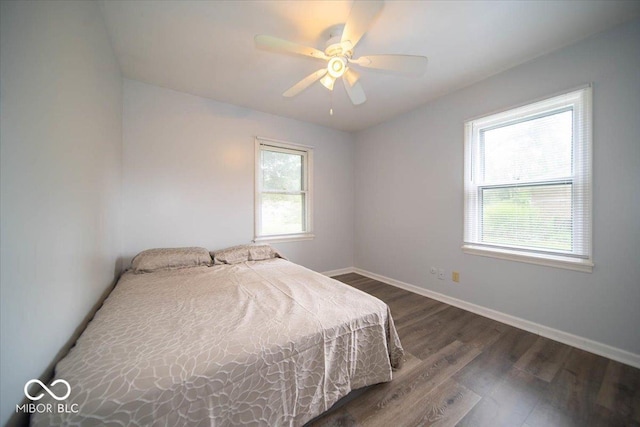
[309, 273, 640, 427]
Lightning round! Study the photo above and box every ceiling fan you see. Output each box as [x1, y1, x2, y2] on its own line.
[254, 0, 428, 110]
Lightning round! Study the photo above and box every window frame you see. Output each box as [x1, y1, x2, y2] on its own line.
[254, 137, 314, 243]
[463, 86, 593, 272]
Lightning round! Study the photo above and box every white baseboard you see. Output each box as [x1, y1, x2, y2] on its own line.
[327, 266, 640, 369]
[321, 267, 356, 277]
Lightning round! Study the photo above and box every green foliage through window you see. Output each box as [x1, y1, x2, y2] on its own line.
[481, 184, 572, 251]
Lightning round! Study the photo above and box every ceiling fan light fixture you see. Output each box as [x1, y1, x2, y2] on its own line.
[327, 57, 347, 78]
[320, 74, 336, 91]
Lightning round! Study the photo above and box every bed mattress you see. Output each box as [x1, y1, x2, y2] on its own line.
[31, 258, 403, 426]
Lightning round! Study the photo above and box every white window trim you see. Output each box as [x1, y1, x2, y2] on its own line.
[463, 85, 593, 273]
[254, 137, 314, 243]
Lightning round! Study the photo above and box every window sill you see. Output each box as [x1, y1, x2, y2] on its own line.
[462, 244, 593, 273]
[254, 233, 315, 244]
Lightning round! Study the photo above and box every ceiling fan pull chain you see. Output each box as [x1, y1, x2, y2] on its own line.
[329, 90, 334, 116]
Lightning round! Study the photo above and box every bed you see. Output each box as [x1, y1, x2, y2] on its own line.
[31, 245, 404, 426]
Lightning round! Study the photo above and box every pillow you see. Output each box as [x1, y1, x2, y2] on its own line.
[212, 245, 249, 265]
[131, 247, 212, 273]
[213, 243, 285, 265]
[249, 244, 283, 261]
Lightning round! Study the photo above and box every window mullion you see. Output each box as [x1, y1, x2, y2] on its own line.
[478, 177, 574, 190]
[262, 190, 306, 195]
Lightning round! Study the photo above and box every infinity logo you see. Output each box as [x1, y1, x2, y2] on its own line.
[24, 379, 71, 401]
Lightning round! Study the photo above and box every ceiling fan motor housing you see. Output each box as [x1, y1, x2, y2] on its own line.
[324, 25, 353, 58]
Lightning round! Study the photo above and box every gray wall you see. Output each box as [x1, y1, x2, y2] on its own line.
[122, 79, 355, 273]
[354, 20, 640, 355]
[0, 1, 122, 424]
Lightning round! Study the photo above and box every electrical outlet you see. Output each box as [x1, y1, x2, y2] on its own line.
[438, 268, 445, 280]
[452, 271, 460, 282]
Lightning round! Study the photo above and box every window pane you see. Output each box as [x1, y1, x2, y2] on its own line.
[261, 150, 302, 191]
[481, 184, 572, 251]
[261, 193, 305, 235]
[482, 110, 572, 183]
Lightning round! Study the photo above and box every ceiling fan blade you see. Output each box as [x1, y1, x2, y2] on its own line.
[344, 68, 360, 87]
[283, 69, 328, 97]
[255, 35, 328, 60]
[340, 0, 384, 50]
[351, 54, 428, 76]
[342, 77, 366, 105]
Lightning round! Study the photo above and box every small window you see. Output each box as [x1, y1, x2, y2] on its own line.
[463, 86, 593, 272]
[255, 137, 313, 242]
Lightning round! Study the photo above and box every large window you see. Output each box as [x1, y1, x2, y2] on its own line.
[255, 137, 313, 242]
[463, 86, 592, 272]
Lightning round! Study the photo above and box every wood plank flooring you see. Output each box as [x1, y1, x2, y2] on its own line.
[307, 273, 640, 427]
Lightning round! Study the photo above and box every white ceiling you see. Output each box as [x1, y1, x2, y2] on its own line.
[100, 1, 640, 132]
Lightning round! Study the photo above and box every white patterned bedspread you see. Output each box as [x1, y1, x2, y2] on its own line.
[31, 258, 403, 426]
